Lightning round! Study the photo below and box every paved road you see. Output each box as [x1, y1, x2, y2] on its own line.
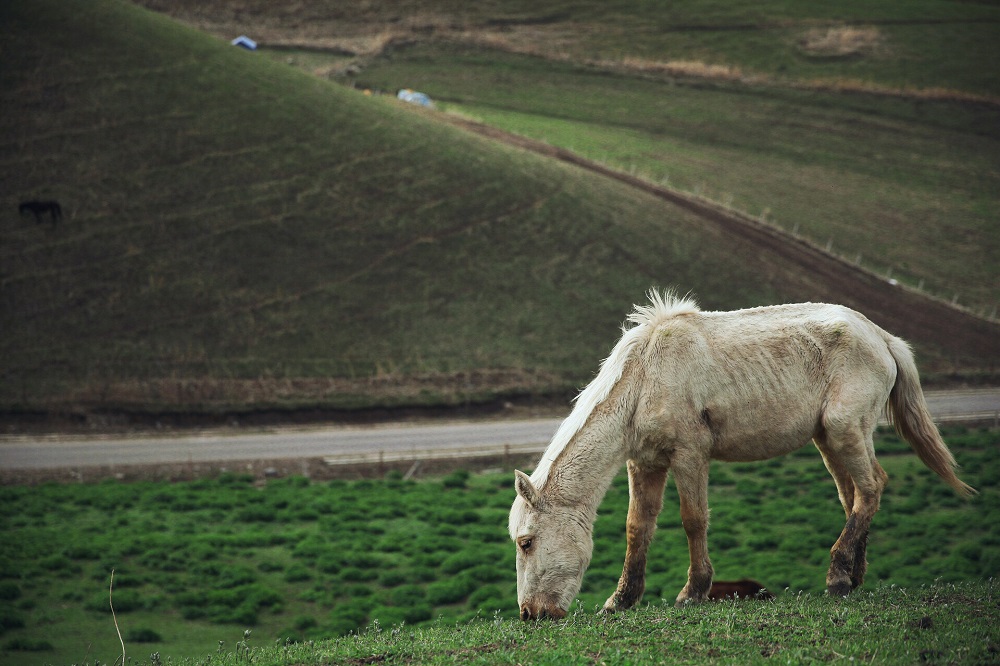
[0, 418, 565, 470]
[0, 389, 996, 470]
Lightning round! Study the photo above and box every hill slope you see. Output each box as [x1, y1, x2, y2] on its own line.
[1, 0, 996, 416]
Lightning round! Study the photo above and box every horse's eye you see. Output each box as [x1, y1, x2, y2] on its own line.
[519, 538, 533, 553]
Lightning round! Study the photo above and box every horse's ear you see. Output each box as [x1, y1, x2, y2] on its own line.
[514, 470, 541, 508]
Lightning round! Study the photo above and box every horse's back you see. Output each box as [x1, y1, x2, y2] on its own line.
[636, 302, 896, 462]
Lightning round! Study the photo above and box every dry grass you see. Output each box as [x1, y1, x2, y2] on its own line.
[798, 25, 882, 58]
[614, 57, 749, 83]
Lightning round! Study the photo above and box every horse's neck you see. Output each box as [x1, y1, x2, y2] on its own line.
[545, 410, 629, 520]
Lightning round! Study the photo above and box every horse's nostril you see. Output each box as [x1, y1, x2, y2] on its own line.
[520, 607, 531, 621]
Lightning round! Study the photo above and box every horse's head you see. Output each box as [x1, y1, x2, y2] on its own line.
[509, 470, 593, 620]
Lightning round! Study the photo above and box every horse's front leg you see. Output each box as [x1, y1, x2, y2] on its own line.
[601, 461, 668, 613]
[672, 452, 713, 606]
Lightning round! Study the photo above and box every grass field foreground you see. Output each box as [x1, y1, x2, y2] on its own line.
[0, 427, 996, 664]
[174, 581, 1000, 665]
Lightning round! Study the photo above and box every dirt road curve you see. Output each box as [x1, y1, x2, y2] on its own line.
[1, 389, 995, 472]
[445, 117, 1000, 370]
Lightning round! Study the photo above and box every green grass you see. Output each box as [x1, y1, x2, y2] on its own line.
[0, 427, 996, 665]
[163, 581, 1000, 665]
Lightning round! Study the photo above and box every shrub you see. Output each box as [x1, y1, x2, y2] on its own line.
[0, 582, 21, 601]
[379, 570, 408, 587]
[138, 548, 188, 572]
[87, 588, 148, 613]
[236, 506, 278, 522]
[294, 615, 318, 630]
[440, 509, 480, 525]
[177, 584, 281, 625]
[404, 604, 433, 624]
[275, 628, 303, 644]
[217, 472, 254, 485]
[346, 584, 374, 597]
[4, 638, 53, 651]
[368, 605, 407, 628]
[467, 584, 504, 608]
[328, 604, 368, 636]
[440, 549, 495, 574]
[427, 575, 476, 605]
[338, 567, 378, 582]
[464, 564, 505, 583]
[39, 555, 80, 576]
[284, 565, 313, 583]
[217, 565, 258, 588]
[408, 566, 437, 583]
[292, 535, 328, 560]
[0, 608, 26, 632]
[712, 533, 739, 549]
[442, 470, 470, 489]
[126, 628, 162, 643]
[64, 543, 102, 560]
[257, 559, 285, 573]
[290, 508, 321, 521]
[387, 584, 426, 607]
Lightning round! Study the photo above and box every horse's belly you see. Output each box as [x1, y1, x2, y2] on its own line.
[709, 416, 817, 462]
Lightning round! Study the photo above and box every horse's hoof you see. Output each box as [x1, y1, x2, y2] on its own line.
[827, 580, 852, 597]
[674, 596, 706, 608]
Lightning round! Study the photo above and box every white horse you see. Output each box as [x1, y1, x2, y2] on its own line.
[509, 291, 974, 620]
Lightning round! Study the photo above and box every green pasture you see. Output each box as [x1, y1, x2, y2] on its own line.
[1, 427, 996, 665]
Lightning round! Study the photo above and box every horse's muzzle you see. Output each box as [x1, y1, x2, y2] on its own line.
[519, 600, 567, 621]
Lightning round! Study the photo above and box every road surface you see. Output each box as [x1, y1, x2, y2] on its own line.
[0, 389, 996, 470]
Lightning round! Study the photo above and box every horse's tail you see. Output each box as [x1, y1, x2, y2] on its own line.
[883, 332, 976, 497]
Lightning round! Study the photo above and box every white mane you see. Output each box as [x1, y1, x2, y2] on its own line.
[530, 290, 699, 486]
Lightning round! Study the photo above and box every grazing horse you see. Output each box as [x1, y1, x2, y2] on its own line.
[19, 200, 62, 225]
[509, 291, 974, 620]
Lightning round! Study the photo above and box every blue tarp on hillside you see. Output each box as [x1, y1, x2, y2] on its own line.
[397, 89, 433, 107]
[231, 35, 257, 50]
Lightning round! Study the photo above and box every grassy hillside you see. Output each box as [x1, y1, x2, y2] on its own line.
[353, 43, 1000, 314]
[1, 0, 997, 418]
[0, 427, 995, 664]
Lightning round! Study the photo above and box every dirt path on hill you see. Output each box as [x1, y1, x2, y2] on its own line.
[442, 116, 1000, 369]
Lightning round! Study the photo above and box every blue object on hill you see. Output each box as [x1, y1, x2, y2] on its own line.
[397, 89, 433, 107]
[231, 35, 257, 50]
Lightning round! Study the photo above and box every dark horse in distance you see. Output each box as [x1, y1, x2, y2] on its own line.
[19, 200, 62, 225]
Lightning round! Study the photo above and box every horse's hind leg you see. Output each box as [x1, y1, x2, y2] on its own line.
[822, 427, 887, 596]
[815, 435, 855, 518]
[672, 452, 713, 606]
[602, 461, 668, 613]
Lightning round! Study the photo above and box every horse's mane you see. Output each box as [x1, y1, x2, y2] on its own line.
[530, 290, 699, 486]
